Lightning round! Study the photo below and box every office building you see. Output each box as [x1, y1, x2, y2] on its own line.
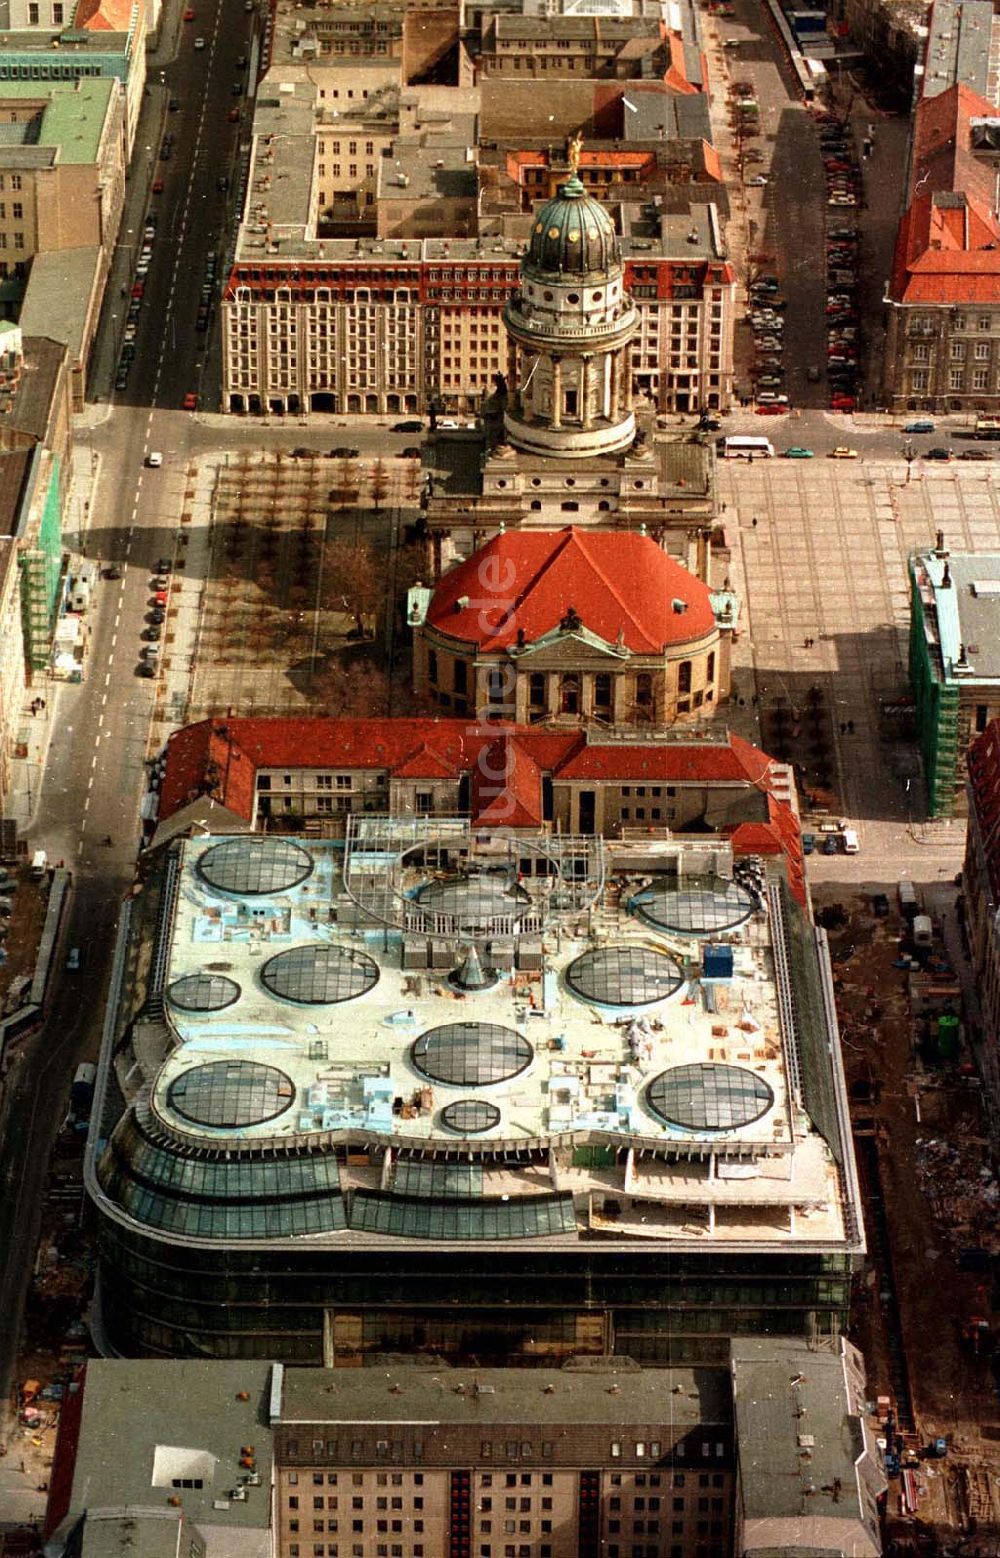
[44, 1345, 883, 1558]
[908, 539, 1000, 815]
[86, 798, 860, 1363]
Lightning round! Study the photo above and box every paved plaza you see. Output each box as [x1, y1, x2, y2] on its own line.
[721, 445, 999, 881]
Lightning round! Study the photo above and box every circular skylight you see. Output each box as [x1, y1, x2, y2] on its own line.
[199, 838, 313, 896]
[168, 973, 241, 1013]
[412, 1022, 533, 1088]
[167, 1060, 295, 1129]
[566, 945, 683, 1008]
[440, 1099, 502, 1134]
[261, 944, 379, 1005]
[645, 1064, 774, 1132]
[633, 875, 754, 936]
[416, 875, 530, 935]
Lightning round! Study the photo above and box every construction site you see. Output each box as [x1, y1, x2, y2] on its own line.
[815, 878, 1000, 1553]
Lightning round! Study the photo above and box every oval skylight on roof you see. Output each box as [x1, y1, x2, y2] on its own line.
[416, 874, 530, 935]
[645, 1064, 773, 1132]
[633, 875, 754, 936]
[440, 1099, 502, 1134]
[199, 838, 313, 896]
[167, 1060, 295, 1129]
[411, 1023, 533, 1088]
[168, 973, 241, 1013]
[261, 944, 379, 1005]
[566, 945, 683, 1008]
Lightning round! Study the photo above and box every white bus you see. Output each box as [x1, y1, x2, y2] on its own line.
[719, 435, 775, 459]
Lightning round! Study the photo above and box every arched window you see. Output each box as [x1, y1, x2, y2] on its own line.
[706, 651, 715, 685]
[678, 661, 692, 695]
[561, 675, 581, 714]
[636, 673, 653, 707]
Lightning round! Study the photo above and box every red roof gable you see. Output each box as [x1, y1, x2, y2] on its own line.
[425, 528, 715, 653]
[158, 718, 804, 900]
[472, 734, 544, 828]
[889, 82, 1000, 305]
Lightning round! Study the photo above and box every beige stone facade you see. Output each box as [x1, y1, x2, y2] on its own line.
[414, 627, 727, 727]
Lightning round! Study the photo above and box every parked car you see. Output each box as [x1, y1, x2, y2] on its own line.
[783, 446, 814, 458]
[331, 445, 360, 458]
[960, 448, 991, 460]
[829, 446, 859, 459]
[926, 446, 953, 460]
[393, 420, 423, 432]
[904, 419, 935, 433]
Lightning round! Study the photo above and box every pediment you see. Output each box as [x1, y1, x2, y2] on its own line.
[513, 630, 632, 666]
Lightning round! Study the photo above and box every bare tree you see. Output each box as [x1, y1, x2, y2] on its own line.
[310, 653, 392, 715]
[369, 456, 390, 514]
[319, 537, 381, 635]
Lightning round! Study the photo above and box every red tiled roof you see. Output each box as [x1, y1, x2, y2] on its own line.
[472, 734, 544, 828]
[910, 81, 998, 210]
[75, 0, 133, 28]
[889, 83, 1000, 305]
[158, 718, 805, 900]
[425, 528, 715, 653]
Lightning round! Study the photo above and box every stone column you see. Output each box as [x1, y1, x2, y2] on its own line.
[610, 351, 621, 421]
[581, 357, 592, 428]
[550, 357, 562, 428]
[547, 673, 561, 718]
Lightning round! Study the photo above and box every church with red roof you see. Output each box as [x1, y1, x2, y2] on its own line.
[412, 526, 731, 725]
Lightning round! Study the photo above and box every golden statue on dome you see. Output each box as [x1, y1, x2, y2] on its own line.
[567, 132, 583, 177]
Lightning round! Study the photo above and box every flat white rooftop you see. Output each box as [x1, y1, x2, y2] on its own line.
[122, 833, 850, 1247]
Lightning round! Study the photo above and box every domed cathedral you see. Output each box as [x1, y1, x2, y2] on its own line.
[503, 135, 639, 460]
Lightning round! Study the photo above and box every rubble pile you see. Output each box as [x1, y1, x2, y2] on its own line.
[914, 1135, 1000, 1253]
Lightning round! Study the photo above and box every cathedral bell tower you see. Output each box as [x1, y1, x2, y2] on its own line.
[503, 135, 638, 460]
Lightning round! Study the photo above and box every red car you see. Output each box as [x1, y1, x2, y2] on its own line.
[153, 589, 168, 606]
[152, 178, 164, 194]
[183, 392, 198, 410]
[131, 282, 145, 299]
[755, 403, 787, 415]
[228, 106, 240, 121]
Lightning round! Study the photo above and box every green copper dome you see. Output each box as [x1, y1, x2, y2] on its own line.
[526, 175, 620, 276]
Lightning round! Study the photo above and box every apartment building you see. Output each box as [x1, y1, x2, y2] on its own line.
[0, 6, 145, 157]
[477, 15, 672, 78]
[883, 2, 1000, 409]
[0, 77, 124, 275]
[45, 1351, 881, 1558]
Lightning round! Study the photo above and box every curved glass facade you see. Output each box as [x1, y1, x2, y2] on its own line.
[97, 1110, 345, 1240]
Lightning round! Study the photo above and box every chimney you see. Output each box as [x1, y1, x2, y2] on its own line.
[935, 529, 947, 557]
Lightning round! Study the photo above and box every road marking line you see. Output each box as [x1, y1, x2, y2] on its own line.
[87, 776, 93, 792]
[91, 755, 98, 769]
[111, 633, 117, 648]
[105, 671, 111, 687]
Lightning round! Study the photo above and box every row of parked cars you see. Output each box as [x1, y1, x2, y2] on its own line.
[137, 559, 173, 678]
[748, 273, 789, 412]
[115, 210, 160, 392]
[819, 114, 860, 413]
